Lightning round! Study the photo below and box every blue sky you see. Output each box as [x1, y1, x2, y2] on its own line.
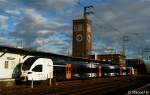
[0, 0, 150, 72]
[0, 0, 99, 53]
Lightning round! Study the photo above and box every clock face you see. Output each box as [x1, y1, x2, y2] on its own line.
[87, 35, 91, 43]
[76, 34, 83, 42]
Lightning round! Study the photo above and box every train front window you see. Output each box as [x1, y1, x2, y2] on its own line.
[32, 65, 42, 72]
[22, 57, 38, 71]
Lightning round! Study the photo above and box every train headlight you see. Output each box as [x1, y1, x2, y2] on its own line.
[20, 76, 28, 81]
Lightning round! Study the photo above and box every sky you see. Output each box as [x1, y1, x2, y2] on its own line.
[0, 0, 150, 72]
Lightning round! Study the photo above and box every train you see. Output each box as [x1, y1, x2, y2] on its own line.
[19, 57, 134, 82]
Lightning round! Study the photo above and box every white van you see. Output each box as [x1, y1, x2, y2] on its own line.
[20, 57, 53, 82]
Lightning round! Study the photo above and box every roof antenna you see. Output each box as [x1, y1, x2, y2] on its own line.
[83, 5, 94, 19]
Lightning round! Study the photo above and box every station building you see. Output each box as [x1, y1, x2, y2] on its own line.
[0, 46, 34, 79]
[72, 19, 92, 58]
[0, 52, 22, 79]
[126, 59, 147, 74]
[89, 54, 126, 65]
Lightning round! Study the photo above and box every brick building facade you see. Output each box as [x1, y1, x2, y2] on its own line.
[90, 54, 126, 65]
[126, 59, 147, 74]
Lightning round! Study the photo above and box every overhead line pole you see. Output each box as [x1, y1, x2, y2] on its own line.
[83, 5, 94, 19]
[77, 1, 124, 54]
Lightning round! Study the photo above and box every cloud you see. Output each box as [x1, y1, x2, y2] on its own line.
[0, 0, 75, 52]
[0, 15, 8, 30]
[92, 0, 150, 55]
[0, 0, 19, 12]
[0, 36, 17, 46]
[0, 0, 73, 53]
[17, 0, 77, 11]
[11, 8, 69, 49]
[0, 0, 150, 72]
[90, 0, 150, 72]
[1, 0, 150, 60]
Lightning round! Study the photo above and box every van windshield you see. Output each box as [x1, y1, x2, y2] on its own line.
[22, 57, 39, 71]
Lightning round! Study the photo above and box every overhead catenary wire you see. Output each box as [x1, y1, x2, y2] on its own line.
[76, 1, 124, 53]
[76, 1, 122, 34]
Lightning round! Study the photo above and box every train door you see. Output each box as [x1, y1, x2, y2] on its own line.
[66, 64, 71, 79]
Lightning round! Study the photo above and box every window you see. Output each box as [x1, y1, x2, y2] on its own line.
[74, 25, 77, 31]
[87, 23, 91, 32]
[78, 24, 83, 31]
[22, 57, 38, 70]
[103, 59, 106, 61]
[32, 65, 42, 72]
[74, 24, 83, 31]
[5, 61, 9, 69]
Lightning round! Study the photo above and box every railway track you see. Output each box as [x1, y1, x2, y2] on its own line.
[0, 76, 150, 95]
[56, 78, 134, 95]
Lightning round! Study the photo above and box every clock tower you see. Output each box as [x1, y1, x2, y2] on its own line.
[72, 19, 92, 58]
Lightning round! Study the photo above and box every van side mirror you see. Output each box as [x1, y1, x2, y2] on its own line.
[28, 72, 32, 74]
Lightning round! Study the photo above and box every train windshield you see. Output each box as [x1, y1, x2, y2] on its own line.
[22, 57, 38, 71]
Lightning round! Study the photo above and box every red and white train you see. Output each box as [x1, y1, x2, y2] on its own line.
[19, 57, 134, 82]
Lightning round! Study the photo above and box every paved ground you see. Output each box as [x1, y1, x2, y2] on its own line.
[0, 75, 150, 95]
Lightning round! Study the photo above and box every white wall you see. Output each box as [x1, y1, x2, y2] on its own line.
[0, 52, 32, 79]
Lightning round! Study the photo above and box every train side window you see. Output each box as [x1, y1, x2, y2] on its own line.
[32, 65, 42, 72]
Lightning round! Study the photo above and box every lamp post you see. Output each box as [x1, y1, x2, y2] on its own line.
[122, 35, 129, 56]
